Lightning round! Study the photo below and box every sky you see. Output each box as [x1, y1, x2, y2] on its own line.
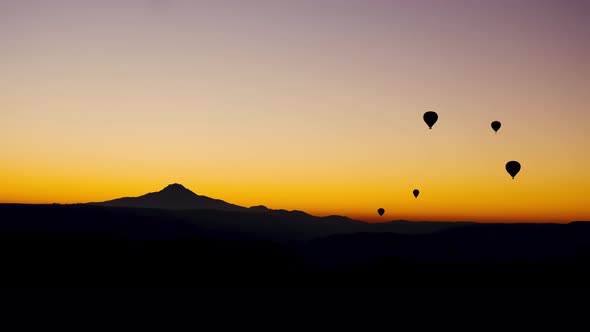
[1, 0, 589, 222]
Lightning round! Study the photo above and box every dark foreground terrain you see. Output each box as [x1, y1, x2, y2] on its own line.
[1, 204, 589, 288]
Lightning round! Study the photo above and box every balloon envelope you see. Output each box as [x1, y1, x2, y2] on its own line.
[423, 111, 438, 129]
[413, 189, 420, 198]
[491, 121, 502, 133]
[378, 208, 385, 216]
[506, 161, 521, 179]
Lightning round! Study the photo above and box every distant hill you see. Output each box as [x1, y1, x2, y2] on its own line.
[1, 202, 589, 288]
[92, 183, 248, 211]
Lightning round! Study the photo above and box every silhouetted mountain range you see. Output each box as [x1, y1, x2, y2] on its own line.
[87, 184, 470, 236]
[93, 184, 327, 218]
[1, 183, 589, 288]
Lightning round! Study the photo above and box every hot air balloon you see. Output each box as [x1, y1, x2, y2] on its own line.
[505, 161, 521, 179]
[413, 189, 420, 198]
[378, 208, 385, 216]
[423, 111, 438, 129]
[491, 121, 502, 134]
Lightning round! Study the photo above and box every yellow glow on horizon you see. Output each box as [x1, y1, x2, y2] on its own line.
[1, 1, 589, 223]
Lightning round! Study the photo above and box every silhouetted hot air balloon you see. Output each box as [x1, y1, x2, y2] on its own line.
[491, 121, 502, 134]
[423, 111, 438, 129]
[413, 189, 420, 198]
[505, 161, 521, 179]
[378, 208, 385, 216]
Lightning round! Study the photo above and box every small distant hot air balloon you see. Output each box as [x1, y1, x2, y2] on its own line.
[491, 121, 502, 134]
[413, 189, 420, 198]
[378, 208, 385, 216]
[423, 111, 438, 129]
[505, 161, 521, 179]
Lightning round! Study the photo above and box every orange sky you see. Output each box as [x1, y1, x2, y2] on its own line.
[1, 1, 589, 222]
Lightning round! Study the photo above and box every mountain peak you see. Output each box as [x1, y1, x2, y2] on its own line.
[162, 183, 189, 192]
[159, 183, 197, 196]
[149, 183, 198, 199]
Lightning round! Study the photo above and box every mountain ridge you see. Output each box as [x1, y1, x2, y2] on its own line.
[91, 183, 247, 212]
[90, 183, 326, 217]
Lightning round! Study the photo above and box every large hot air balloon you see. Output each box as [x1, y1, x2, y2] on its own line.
[413, 189, 420, 198]
[505, 161, 521, 179]
[491, 121, 502, 134]
[423, 111, 438, 129]
[378, 208, 385, 216]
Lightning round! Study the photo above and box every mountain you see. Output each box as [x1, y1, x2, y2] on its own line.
[92, 184, 329, 217]
[93, 183, 247, 211]
[88, 183, 473, 236]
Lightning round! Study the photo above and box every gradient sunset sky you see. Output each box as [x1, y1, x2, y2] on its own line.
[1, 0, 589, 222]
